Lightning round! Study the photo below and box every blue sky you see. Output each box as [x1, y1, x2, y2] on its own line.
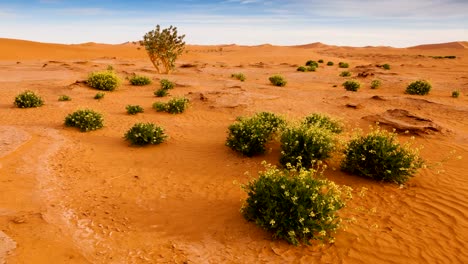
[0, 0, 467, 47]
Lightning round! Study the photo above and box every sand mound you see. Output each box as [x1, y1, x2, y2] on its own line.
[408, 41, 467, 50]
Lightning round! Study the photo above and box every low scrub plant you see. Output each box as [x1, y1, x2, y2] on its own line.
[153, 97, 189, 114]
[87, 70, 120, 91]
[341, 127, 424, 184]
[226, 112, 285, 156]
[451, 90, 460, 98]
[124, 122, 167, 146]
[370, 79, 382, 89]
[338, 62, 349, 68]
[94, 92, 105, 100]
[160, 79, 175, 90]
[14, 90, 44, 108]
[126, 105, 144, 115]
[382, 64, 391, 70]
[58, 95, 71, 101]
[342, 80, 360, 92]
[154, 88, 168, 97]
[64, 109, 104, 132]
[129, 75, 152, 86]
[327, 61, 334, 66]
[302, 113, 343, 134]
[305, 60, 319, 67]
[340, 71, 351, 77]
[318, 59, 324, 63]
[297, 66, 308, 72]
[269, 75, 287, 87]
[280, 124, 337, 168]
[241, 163, 352, 245]
[307, 66, 317, 72]
[231, 73, 246, 82]
[405, 80, 431, 95]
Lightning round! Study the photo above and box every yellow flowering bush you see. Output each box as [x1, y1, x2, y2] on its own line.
[405, 80, 431, 95]
[241, 163, 352, 245]
[126, 105, 144, 115]
[14, 90, 44, 108]
[129, 75, 151, 86]
[87, 70, 120, 91]
[124, 122, 167, 146]
[341, 127, 424, 184]
[64, 109, 104, 132]
[153, 97, 189, 114]
[302, 113, 343, 134]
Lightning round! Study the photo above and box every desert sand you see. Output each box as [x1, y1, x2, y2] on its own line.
[0, 38, 467, 263]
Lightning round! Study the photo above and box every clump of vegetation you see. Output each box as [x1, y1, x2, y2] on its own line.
[430, 55, 456, 59]
[160, 79, 175, 90]
[241, 163, 352, 245]
[451, 90, 460, 98]
[382, 64, 391, 70]
[339, 71, 351, 77]
[129, 75, 152, 86]
[297, 66, 308, 72]
[318, 59, 324, 63]
[280, 124, 337, 168]
[370, 79, 382, 89]
[14, 90, 44, 108]
[126, 105, 144, 115]
[154, 88, 168, 97]
[58, 95, 71, 101]
[124, 122, 167, 146]
[140, 25, 186, 74]
[94, 92, 105, 100]
[269, 75, 287, 87]
[226, 112, 285, 156]
[302, 113, 343, 134]
[342, 80, 360, 92]
[231, 73, 246, 82]
[307, 66, 317, 72]
[64, 109, 104, 132]
[87, 70, 120, 91]
[338, 62, 349, 68]
[341, 127, 424, 184]
[405, 80, 431, 95]
[305, 60, 319, 68]
[327, 61, 334, 66]
[153, 97, 189, 114]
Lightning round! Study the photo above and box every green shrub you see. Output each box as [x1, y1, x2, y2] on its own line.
[370, 79, 382, 89]
[226, 112, 285, 156]
[327, 61, 334, 66]
[341, 127, 424, 184]
[14, 90, 44, 108]
[153, 97, 189, 114]
[305, 60, 318, 67]
[307, 66, 317, 72]
[231, 73, 246, 81]
[160, 79, 175, 90]
[64, 109, 104, 132]
[280, 125, 336, 168]
[87, 70, 120, 91]
[126, 105, 144, 115]
[451, 90, 460, 98]
[382, 64, 391, 70]
[318, 59, 324, 63]
[339, 71, 351, 77]
[129, 75, 151, 86]
[241, 163, 352, 245]
[124, 122, 167, 146]
[154, 88, 168, 97]
[58, 95, 71, 101]
[94, 92, 105, 100]
[338, 62, 349, 68]
[297, 66, 308, 72]
[302, 113, 343, 134]
[269, 75, 287, 87]
[405, 80, 431, 95]
[342, 80, 360, 92]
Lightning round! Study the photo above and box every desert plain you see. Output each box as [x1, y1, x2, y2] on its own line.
[0, 38, 467, 263]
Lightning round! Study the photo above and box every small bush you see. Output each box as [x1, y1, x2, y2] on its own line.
[153, 102, 167, 112]
[87, 70, 120, 91]
[160, 79, 175, 90]
[318, 59, 324, 63]
[231, 73, 246, 81]
[269, 75, 287, 87]
[307, 66, 317, 72]
[280, 125, 336, 168]
[297, 66, 308, 72]
[342, 80, 360, 92]
[129, 75, 152, 86]
[58, 95, 71, 101]
[305, 60, 318, 67]
[226, 112, 285, 156]
[153, 97, 189, 114]
[126, 105, 144, 115]
[327, 61, 334, 66]
[241, 163, 352, 245]
[124, 122, 167, 146]
[451, 90, 460, 98]
[339, 71, 351, 77]
[302, 113, 343, 134]
[154, 88, 168, 97]
[14, 90, 44, 108]
[405, 80, 431, 95]
[64, 109, 104, 132]
[382, 64, 391, 70]
[370, 79, 382, 89]
[338, 62, 349, 68]
[94, 92, 105, 100]
[341, 127, 424, 184]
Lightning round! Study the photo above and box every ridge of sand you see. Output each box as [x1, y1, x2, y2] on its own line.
[408, 41, 467, 50]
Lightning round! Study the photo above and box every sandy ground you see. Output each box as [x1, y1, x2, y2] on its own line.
[0, 38, 467, 263]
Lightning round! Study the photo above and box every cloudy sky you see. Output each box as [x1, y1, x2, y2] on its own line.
[0, 0, 467, 47]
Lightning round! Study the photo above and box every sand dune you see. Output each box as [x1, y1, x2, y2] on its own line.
[0, 38, 467, 263]
[409, 41, 467, 50]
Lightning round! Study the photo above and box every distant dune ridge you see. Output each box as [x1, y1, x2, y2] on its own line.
[408, 41, 468, 50]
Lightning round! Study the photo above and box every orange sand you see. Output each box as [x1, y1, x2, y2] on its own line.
[0, 38, 467, 263]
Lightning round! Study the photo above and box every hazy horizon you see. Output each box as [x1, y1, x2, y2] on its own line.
[1, 0, 467, 48]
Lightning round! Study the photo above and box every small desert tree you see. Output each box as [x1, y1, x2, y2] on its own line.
[140, 25, 186, 74]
